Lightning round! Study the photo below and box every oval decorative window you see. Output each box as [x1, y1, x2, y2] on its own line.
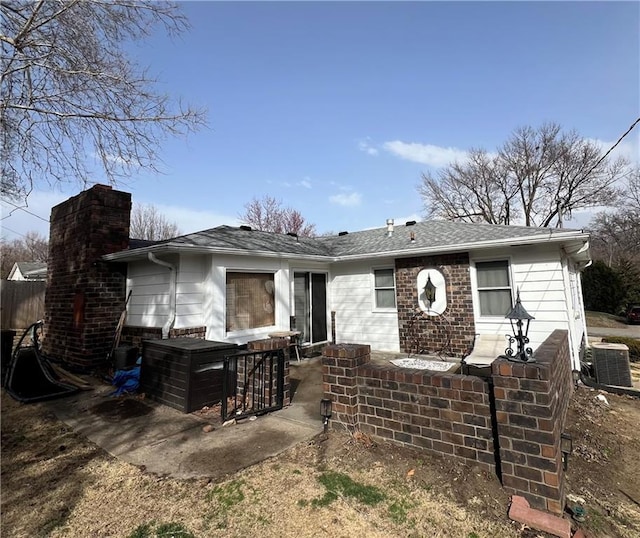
[417, 268, 447, 315]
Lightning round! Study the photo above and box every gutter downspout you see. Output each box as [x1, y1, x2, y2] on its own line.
[148, 252, 176, 339]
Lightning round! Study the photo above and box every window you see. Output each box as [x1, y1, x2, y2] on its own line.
[226, 272, 275, 331]
[476, 260, 513, 316]
[373, 268, 396, 309]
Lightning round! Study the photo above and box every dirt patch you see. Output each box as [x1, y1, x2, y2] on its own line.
[2, 384, 639, 538]
[89, 398, 154, 421]
[586, 311, 629, 329]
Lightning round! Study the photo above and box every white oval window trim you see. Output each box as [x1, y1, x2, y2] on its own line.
[417, 268, 447, 315]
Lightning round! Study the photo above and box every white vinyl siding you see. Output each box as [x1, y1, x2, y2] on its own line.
[331, 260, 400, 352]
[472, 244, 582, 368]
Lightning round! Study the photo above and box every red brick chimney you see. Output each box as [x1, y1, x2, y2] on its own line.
[43, 185, 131, 370]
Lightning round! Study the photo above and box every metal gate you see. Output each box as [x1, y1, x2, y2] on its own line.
[222, 349, 285, 421]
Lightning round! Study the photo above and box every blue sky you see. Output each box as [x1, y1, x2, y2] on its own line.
[2, 0, 639, 241]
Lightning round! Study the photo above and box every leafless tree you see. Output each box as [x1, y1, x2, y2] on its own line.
[588, 167, 640, 267]
[240, 196, 316, 237]
[129, 203, 180, 241]
[0, 231, 48, 278]
[1, 0, 207, 202]
[420, 123, 628, 227]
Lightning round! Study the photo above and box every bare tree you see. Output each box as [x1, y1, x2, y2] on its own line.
[420, 123, 628, 227]
[1, 0, 207, 202]
[240, 196, 316, 237]
[129, 203, 180, 241]
[0, 231, 48, 278]
[588, 168, 640, 266]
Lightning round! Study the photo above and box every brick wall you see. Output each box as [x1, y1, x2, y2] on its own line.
[244, 338, 291, 408]
[395, 254, 475, 357]
[120, 325, 206, 350]
[323, 330, 574, 515]
[493, 330, 573, 514]
[43, 185, 130, 370]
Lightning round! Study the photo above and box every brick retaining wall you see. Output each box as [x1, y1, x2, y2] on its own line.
[322, 329, 574, 515]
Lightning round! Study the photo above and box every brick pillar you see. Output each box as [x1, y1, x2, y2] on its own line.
[492, 330, 573, 514]
[246, 338, 291, 407]
[43, 185, 131, 370]
[322, 343, 370, 431]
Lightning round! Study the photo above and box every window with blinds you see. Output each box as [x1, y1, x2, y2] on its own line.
[226, 272, 275, 331]
[476, 260, 513, 316]
[373, 268, 396, 309]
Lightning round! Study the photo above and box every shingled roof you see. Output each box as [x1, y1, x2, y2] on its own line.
[104, 219, 589, 263]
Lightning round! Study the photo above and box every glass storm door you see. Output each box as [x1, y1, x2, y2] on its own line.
[294, 272, 327, 344]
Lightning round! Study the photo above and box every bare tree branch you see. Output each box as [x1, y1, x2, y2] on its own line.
[419, 123, 628, 227]
[239, 196, 316, 237]
[129, 203, 180, 241]
[1, 0, 207, 202]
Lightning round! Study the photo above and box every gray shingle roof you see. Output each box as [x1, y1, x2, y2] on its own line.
[111, 220, 586, 262]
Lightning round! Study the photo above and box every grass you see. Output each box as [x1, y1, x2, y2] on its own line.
[127, 521, 195, 538]
[310, 471, 387, 508]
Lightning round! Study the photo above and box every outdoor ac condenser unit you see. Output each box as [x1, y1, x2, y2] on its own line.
[591, 343, 632, 387]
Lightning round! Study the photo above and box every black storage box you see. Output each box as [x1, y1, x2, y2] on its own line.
[141, 338, 238, 413]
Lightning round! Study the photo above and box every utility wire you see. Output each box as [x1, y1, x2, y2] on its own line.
[585, 117, 640, 180]
[0, 199, 50, 222]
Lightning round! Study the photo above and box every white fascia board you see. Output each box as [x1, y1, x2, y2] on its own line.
[102, 243, 331, 263]
[332, 231, 590, 263]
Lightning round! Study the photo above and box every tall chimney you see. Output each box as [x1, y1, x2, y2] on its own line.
[386, 218, 394, 237]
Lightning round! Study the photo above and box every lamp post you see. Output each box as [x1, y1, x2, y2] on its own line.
[320, 398, 332, 434]
[504, 290, 535, 363]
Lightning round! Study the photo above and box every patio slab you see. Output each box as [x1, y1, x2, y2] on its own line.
[45, 357, 323, 481]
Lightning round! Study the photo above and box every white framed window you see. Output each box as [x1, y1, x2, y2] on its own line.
[475, 260, 513, 316]
[373, 267, 396, 310]
[226, 272, 275, 331]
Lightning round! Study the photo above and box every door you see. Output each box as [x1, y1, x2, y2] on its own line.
[294, 272, 327, 344]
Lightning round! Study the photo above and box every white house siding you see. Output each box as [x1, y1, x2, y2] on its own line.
[204, 254, 291, 345]
[174, 255, 205, 329]
[126, 259, 172, 327]
[330, 259, 400, 352]
[470, 244, 583, 368]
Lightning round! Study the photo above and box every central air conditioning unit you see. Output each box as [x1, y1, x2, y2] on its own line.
[591, 343, 632, 387]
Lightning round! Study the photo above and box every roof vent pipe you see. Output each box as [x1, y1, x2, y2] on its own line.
[386, 219, 394, 237]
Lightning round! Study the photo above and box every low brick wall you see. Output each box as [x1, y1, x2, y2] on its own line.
[322, 329, 574, 515]
[245, 338, 291, 407]
[120, 326, 206, 350]
[493, 329, 573, 514]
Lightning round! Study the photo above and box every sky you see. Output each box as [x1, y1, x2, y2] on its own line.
[1, 0, 639, 242]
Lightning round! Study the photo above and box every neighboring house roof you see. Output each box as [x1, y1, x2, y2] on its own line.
[7, 262, 47, 280]
[104, 220, 591, 265]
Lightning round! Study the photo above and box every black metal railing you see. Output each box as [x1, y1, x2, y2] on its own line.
[222, 349, 285, 421]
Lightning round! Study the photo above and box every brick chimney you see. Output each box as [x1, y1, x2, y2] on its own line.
[43, 185, 131, 370]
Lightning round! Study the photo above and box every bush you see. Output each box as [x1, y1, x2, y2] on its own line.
[601, 336, 640, 362]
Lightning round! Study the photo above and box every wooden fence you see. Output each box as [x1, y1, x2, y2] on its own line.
[1, 280, 46, 330]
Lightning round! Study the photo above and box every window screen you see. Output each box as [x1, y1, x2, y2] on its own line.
[374, 268, 396, 309]
[476, 260, 512, 316]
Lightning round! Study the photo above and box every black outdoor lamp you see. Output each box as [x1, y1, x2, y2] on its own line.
[424, 274, 436, 307]
[504, 290, 535, 363]
[320, 398, 333, 434]
[561, 433, 573, 471]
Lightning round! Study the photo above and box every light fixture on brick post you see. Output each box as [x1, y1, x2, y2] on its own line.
[504, 290, 535, 363]
[320, 398, 332, 433]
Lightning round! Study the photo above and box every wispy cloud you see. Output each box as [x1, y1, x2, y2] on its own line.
[154, 203, 239, 235]
[358, 138, 379, 156]
[383, 141, 468, 168]
[298, 177, 312, 189]
[329, 191, 362, 207]
[586, 137, 639, 164]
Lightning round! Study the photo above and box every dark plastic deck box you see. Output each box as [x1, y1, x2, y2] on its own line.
[141, 338, 238, 413]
